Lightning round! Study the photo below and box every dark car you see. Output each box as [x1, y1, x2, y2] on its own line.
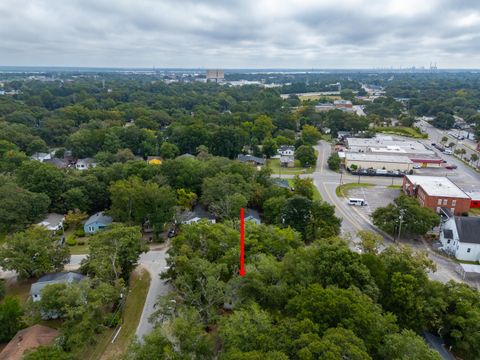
[431, 143, 436, 146]
[168, 228, 177, 238]
[445, 164, 458, 170]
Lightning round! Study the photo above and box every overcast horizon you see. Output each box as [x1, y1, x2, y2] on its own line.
[2, 0, 480, 69]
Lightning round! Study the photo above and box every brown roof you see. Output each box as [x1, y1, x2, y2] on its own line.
[0, 325, 58, 360]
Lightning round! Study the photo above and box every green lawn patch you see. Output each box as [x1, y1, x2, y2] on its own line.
[336, 183, 375, 198]
[387, 185, 402, 189]
[469, 208, 480, 216]
[374, 126, 427, 139]
[267, 158, 314, 175]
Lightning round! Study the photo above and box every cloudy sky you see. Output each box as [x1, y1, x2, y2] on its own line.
[1, 0, 480, 68]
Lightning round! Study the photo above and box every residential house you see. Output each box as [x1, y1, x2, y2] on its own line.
[245, 208, 261, 224]
[30, 152, 53, 162]
[83, 211, 113, 234]
[36, 213, 64, 232]
[280, 155, 295, 168]
[0, 325, 58, 360]
[237, 154, 266, 166]
[30, 272, 86, 302]
[403, 175, 471, 215]
[180, 204, 216, 225]
[439, 208, 480, 261]
[75, 158, 96, 170]
[177, 153, 196, 159]
[43, 157, 68, 169]
[147, 156, 163, 165]
[278, 145, 295, 156]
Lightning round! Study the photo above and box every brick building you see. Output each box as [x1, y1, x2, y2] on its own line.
[402, 175, 471, 215]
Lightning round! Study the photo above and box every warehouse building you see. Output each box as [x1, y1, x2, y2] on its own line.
[345, 153, 412, 171]
[403, 175, 471, 215]
[345, 137, 442, 167]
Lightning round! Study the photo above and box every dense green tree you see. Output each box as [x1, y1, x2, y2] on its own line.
[380, 330, 442, 360]
[0, 182, 50, 233]
[292, 176, 314, 199]
[81, 224, 147, 282]
[295, 145, 316, 167]
[262, 138, 277, 158]
[127, 307, 214, 360]
[23, 346, 72, 360]
[296, 327, 372, 360]
[160, 141, 179, 159]
[372, 195, 439, 237]
[301, 125, 321, 145]
[16, 161, 66, 210]
[109, 176, 176, 238]
[0, 297, 24, 342]
[287, 285, 397, 354]
[0, 227, 69, 278]
[327, 152, 341, 171]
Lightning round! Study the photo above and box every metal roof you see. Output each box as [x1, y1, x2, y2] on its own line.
[345, 153, 412, 164]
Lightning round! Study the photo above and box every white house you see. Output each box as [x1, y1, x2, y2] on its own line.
[439, 209, 480, 261]
[278, 145, 295, 157]
[75, 158, 97, 171]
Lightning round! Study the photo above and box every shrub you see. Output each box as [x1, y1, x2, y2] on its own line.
[74, 228, 85, 237]
[66, 236, 77, 246]
[77, 239, 85, 246]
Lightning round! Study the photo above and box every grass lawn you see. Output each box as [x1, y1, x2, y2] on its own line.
[374, 126, 427, 139]
[92, 267, 151, 360]
[267, 158, 314, 175]
[68, 237, 89, 255]
[336, 183, 375, 197]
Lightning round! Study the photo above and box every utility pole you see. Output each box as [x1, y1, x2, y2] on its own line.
[396, 209, 405, 242]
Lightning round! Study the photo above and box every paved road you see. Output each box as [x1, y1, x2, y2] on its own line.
[135, 249, 170, 339]
[302, 140, 477, 286]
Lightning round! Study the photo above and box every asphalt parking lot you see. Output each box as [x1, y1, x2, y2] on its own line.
[347, 185, 401, 217]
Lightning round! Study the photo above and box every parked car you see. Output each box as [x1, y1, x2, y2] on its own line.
[445, 164, 458, 170]
[167, 228, 177, 238]
[413, 164, 422, 169]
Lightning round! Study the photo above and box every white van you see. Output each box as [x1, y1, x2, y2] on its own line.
[348, 198, 368, 206]
[444, 149, 453, 155]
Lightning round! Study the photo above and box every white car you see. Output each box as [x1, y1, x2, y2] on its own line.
[413, 164, 422, 169]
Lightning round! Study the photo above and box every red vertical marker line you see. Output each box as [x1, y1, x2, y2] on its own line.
[240, 207, 245, 277]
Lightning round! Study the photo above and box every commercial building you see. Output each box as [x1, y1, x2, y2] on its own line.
[439, 208, 480, 261]
[345, 153, 412, 171]
[345, 137, 442, 166]
[403, 175, 471, 215]
[206, 69, 224, 82]
[466, 192, 480, 209]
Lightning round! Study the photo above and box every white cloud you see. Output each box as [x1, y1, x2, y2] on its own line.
[0, 0, 479, 68]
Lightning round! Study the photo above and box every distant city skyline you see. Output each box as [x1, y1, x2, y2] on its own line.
[1, 0, 480, 68]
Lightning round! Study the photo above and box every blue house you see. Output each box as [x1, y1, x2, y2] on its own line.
[84, 212, 113, 234]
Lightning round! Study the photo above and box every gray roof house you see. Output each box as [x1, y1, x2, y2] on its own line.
[30, 272, 86, 302]
[36, 213, 65, 231]
[439, 208, 480, 262]
[245, 208, 261, 224]
[237, 154, 266, 165]
[84, 212, 113, 234]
